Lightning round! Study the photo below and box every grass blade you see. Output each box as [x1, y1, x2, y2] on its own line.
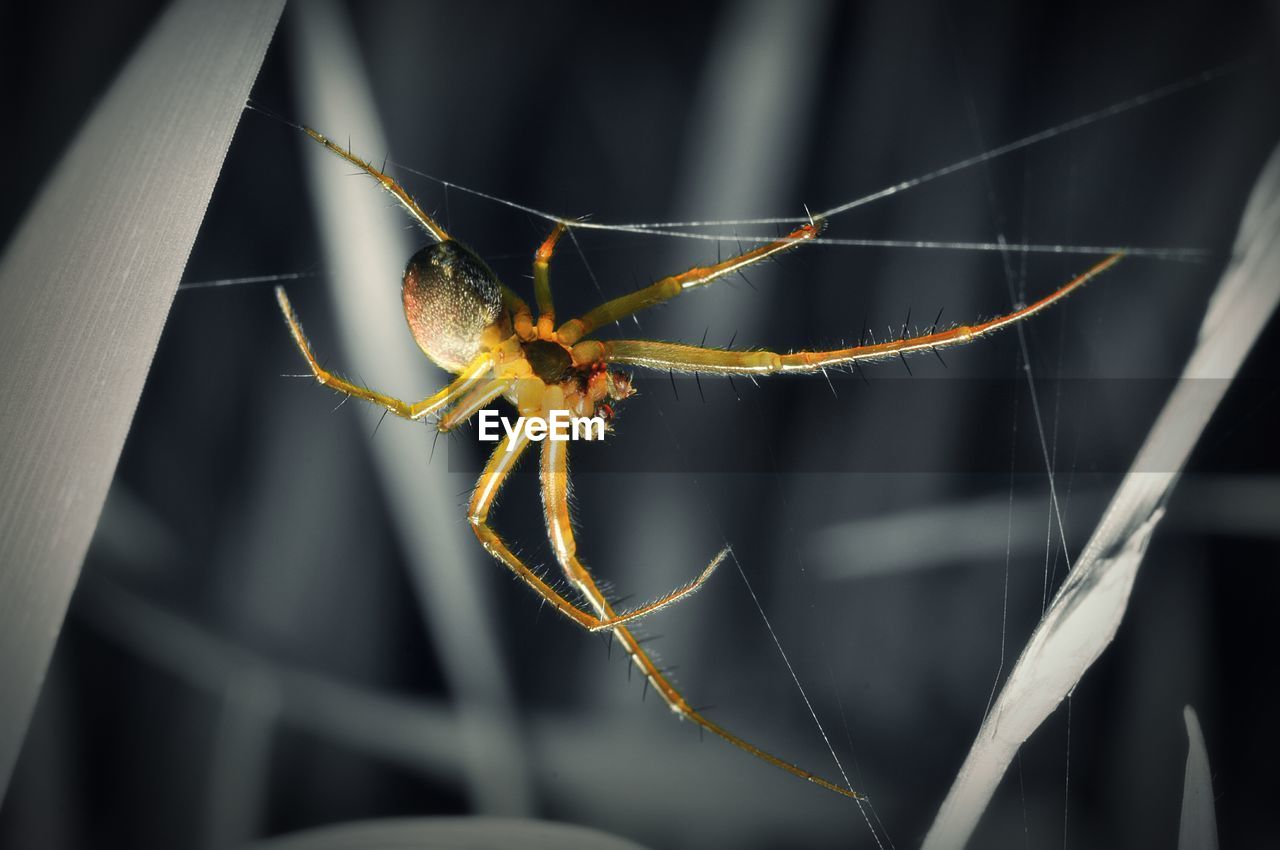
[922, 140, 1280, 850]
[1179, 706, 1219, 850]
[0, 0, 284, 799]
[244, 817, 651, 850]
[288, 0, 532, 815]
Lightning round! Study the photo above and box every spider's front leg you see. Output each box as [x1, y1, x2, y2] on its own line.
[275, 286, 490, 420]
[557, 220, 821, 344]
[600, 253, 1125, 375]
[532, 221, 566, 337]
[467, 435, 721, 633]
[538, 439, 861, 799]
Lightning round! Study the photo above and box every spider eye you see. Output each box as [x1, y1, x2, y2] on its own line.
[402, 241, 502, 372]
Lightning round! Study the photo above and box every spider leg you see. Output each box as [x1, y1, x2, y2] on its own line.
[600, 253, 1124, 375]
[533, 221, 567, 336]
[536, 438, 726, 630]
[437, 378, 515, 432]
[539, 439, 861, 799]
[276, 286, 490, 419]
[503, 285, 536, 342]
[301, 126, 450, 243]
[556, 221, 822, 345]
[467, 435, 715, 632]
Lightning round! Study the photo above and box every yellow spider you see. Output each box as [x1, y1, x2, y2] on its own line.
[275, 126, 1122, 799]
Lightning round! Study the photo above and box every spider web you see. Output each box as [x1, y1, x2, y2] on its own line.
[170, 34, 1267, 850]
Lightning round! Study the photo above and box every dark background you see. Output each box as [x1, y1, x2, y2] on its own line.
[2, 1, 1278, 848]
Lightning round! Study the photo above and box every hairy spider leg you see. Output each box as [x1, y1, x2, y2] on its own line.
[280, 290, 716, 627]
[504, 284, 536, 343]
[533, 221, 567, 337]
[539, 439, 862, 799]
[438, 379, 516, 432]
[302, 126, 451, 243]
[600, 253, 1124, 374]
[467, 435, 727, 632]
[276, 286, 492, 419]
[556, 221, 823, 345]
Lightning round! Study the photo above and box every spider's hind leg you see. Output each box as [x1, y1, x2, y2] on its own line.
[537, 439, 726, 631]
[301, 126, 451, 243]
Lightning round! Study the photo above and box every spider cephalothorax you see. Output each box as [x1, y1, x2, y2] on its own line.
[276, 126, 1124, 800]
[508, 341, 636, 423]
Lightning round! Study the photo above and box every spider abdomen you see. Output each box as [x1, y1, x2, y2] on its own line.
[402, 241, 502, 372]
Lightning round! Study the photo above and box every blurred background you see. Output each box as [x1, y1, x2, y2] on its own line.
[1, 1, 1278, 847]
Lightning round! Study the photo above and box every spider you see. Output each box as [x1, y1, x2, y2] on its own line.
[274, 127, 1123, 800]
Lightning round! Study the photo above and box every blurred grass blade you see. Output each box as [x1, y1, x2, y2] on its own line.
[613, 0, 834, 698]
[75, 571, 855, 844]
[922, 141, 1280, 850]
[76, 574, 468, 782]
[0, 0, 284, 800]
[245, 817, 652, 850]
[1179, 706, 1219, 850]
[814, 477, 1280, 581]
[288, 0, 532, 815]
